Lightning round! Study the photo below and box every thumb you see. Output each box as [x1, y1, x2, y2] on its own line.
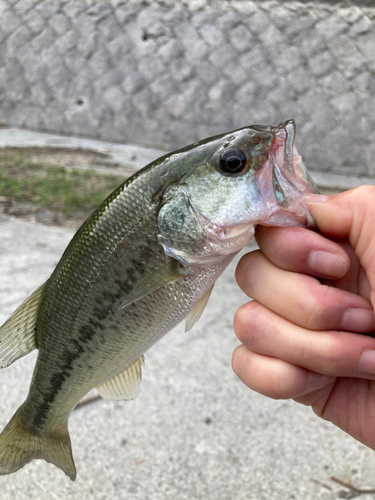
[306, 186, 375, 283]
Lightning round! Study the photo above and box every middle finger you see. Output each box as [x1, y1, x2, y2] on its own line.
[236, 250, 374, 333]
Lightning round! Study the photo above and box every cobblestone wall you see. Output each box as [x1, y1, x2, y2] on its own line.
[0, 0, 375, 175]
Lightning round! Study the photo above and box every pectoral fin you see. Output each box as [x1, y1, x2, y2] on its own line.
[0, 283, 45, 368]
[118, 260, 190, 310]
[185, 285, 214, 332]
[96, 356, 145, 400]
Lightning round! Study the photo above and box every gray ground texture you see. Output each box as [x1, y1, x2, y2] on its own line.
[0, 128, 375, 499]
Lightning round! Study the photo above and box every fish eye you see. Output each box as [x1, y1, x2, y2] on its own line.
[219, 149, 248, 175]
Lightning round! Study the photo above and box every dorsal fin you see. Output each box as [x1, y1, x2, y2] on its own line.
[0, 283, 45, 368]
[185, 285, 214, 332]
[96, 356, 145, 400]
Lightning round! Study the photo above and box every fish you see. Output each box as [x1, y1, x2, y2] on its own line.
[0, 119, 318, 480]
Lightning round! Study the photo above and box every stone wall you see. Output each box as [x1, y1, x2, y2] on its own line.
[0, 0, 375, 175]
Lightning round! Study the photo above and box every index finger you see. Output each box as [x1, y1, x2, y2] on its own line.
[255, 225, 349, 280]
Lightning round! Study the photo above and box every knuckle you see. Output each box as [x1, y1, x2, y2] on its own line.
[233, 303, 249, 335]
[265, 381, 284, 400]
[235, 254, 251, 288]
[235, 250, 263, 296]
[353, 184, 375, 201]
[231, 345, 248, 377]
[316, 333, 344, 374]
[265, 371, 292, 400]
[231, 346, 242, 375]
[233, 301, 265, 352]
[304, 283, 337, 330]
[233, 303, 252, 341]
[351, 186, 375, 224]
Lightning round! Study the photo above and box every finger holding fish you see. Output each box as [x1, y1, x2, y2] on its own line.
[254, 225, 350, 280]
[232, 298, 375, 452]
[255, 225, 370, 298]
[233, 301, 375, 383]
[232, 324, 375, 452]
[231, 344, 336, 400]
[235, 250, 374, 333]
[233, 187, 375, 453]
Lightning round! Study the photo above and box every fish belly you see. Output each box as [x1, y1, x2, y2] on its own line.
[22, 223, 228, 435]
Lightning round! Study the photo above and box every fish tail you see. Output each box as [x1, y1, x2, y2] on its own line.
[0, 407, 76, 480]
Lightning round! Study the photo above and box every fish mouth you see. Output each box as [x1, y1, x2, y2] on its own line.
[265, 119, 319, 227]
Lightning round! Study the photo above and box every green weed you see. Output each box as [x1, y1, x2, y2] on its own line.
[0, 150, 125, 217]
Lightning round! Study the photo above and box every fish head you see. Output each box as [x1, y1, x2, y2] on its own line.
[157, 120, 319, 266]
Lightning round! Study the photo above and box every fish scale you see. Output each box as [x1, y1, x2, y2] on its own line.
[0, 120, 318, 480]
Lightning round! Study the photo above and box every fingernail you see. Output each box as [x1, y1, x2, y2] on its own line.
[308, 371, 336, 388]
[342, 309, 375, 333]
[358, 350, 375, 375]
[308, 250, 347, 278]
[305, 194, 329, 203]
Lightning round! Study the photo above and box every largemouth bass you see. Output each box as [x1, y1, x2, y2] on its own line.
[0, 120, 318, 480]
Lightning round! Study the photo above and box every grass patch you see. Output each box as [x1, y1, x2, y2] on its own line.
[0, 149, 125, 217]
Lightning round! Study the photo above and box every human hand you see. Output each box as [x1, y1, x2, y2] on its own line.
[232, 186, 375, 449]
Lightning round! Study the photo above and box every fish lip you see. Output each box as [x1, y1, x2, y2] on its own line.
[271, 119, 296, 179]
[281, 120, 320, 195]
[283, 119, 296, 176]
[270, 119, 317, 194]
[267, 119, 317, 227]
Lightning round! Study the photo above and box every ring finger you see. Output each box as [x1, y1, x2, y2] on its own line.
[232, 345, 336, 400]
[234, 300, 375, 380]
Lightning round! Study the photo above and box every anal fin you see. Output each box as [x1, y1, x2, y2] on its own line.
[96, 356, 145, 400]
[185, 285, 214, 332]
[0, 283, 45, 368]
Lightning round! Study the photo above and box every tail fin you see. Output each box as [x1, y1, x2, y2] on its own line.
[0, 407, 76, 480]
